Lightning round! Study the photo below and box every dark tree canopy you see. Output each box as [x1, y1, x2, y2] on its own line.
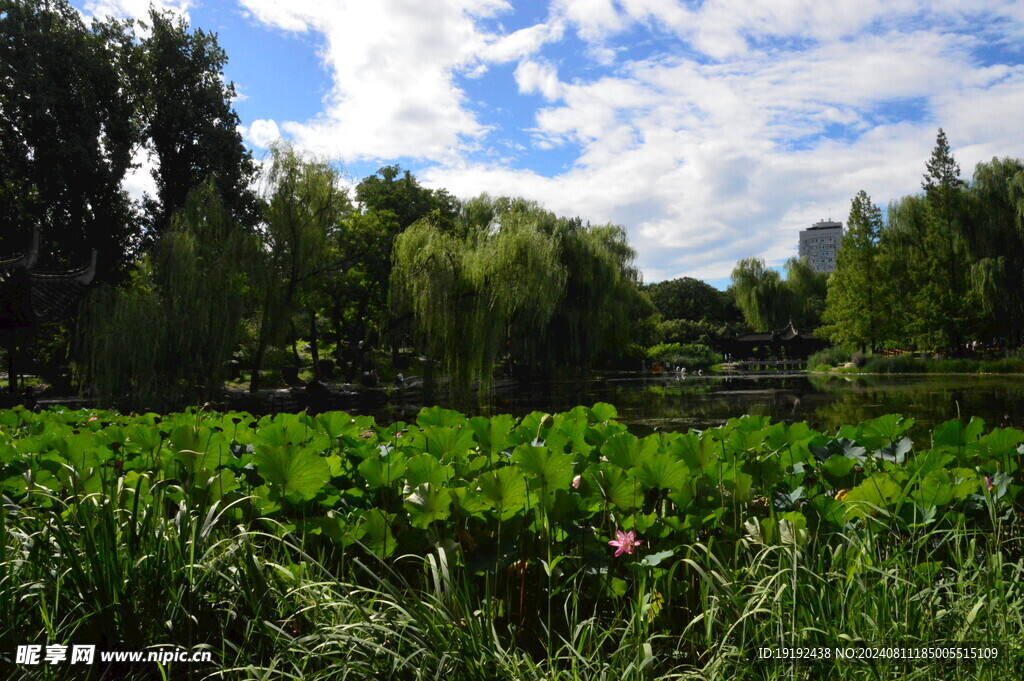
[355, 165, 459, 231]
[0, 0, 142, 281]
[140, 8, 257, 240]
[643, 277, 739, 324]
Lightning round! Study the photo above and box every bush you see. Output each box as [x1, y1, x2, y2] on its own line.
[646, 342, 721, 369]
[807, 346, 851, 369]
[851, 351, 868, 368]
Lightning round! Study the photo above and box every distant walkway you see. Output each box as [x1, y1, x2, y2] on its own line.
[723, 359, 809, 372]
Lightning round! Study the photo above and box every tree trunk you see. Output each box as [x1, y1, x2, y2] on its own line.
[310, 311, 321, 382]
[5, 333, 17, 394]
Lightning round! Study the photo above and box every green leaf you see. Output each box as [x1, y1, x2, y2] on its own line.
[317, 411, 357, 439]
[933, 418, 985, 449]
[585, 463, 642, 511]
[405, 453, 452, 488]
[911, 469, 953, 507]
[602, 433, 657, 470]
[405, 483, 453, 528]
[477, 467, 528, 519]
[358, 454, 408, 489]
[512, 444, 574, 491]
[588, 402, 618, 422]
[357, 509, 396, 558]
[843, 473, 903, 519]
[469, 414, 515, 456]
[424, 426, 476, 461]
[253, 444, 330, 501]
[416, 406, 467, 428]
[637, 452, 690, 491]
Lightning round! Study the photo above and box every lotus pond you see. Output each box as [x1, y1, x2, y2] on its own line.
[2, 403, 1023, 679]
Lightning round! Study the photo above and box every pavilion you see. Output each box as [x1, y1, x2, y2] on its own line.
[1, 230, 97, 394]
[725, 321, 825, 360]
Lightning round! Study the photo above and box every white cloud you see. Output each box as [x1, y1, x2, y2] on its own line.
[238, 0, 528, 162]
[514, 60, 563, 101]
[82, 0, 191, 22]
[243, 119, 283, 149]
[122, 146, 158, 202]
[235, 0, 1024, 282]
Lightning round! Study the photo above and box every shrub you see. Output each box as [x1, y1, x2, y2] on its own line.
[807, 346, 851, 369]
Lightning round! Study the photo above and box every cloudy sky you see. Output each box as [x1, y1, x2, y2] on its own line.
[77, 0, 1024, 288]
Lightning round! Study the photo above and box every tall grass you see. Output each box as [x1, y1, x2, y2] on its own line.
[4, 467, 1022, 680]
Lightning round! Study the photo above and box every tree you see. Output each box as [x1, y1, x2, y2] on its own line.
[391, 195, 565, 397]
[0, 0, 142, 280]
[139, 8, 257, 241]
[391, 195, 651, 396]
[643, 277, 740, 325]
[919, 128, 971, 349]
[79, 181, 257, 409]
[963, 158, 1024, 344]
[248, 144, 353, 392]
[820, 191, 891, 351]
[782, 256, 828, 330]
[355, 165, 458, 232]
[730, 258, 786, 332]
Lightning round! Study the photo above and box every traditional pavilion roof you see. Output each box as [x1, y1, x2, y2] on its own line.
[734, 321, 813, 344]
[0, 230, 97, 330]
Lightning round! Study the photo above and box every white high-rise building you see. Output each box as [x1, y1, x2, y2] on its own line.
[798, 220, 843, 273]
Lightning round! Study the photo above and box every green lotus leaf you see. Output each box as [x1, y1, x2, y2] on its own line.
[405, 453, 453, 488]
[512, 444, 574, 491]
[602, 433, 658, 470]
[416, 406, 467, 428]
[254, 444, 330, 501]
[477, 467, 527, 519]
[357, 453, 407, 489]
[405, 483, 453, 529]
[637, 452, 690, 491]
[585, 463, 642, 511]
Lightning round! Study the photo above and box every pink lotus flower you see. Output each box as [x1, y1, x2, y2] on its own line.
[572, 475, 582, 489]
[608, 530, 643, 557]
[984, 476, 994, 491]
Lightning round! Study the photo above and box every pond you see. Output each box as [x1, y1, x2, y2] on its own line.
[376, 372, 1024, 438]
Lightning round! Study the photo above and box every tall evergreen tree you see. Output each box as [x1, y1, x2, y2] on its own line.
[918, 128, 971, 349]
[820, 191, 890, 351]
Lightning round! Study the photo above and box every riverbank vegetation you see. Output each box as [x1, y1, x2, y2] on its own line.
[1, 404, 1021, 679]
[820, 130, 1024, 354]
[1, 2, 655, 410]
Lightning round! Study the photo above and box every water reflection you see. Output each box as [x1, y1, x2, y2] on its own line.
[376, 373, 1024, 437]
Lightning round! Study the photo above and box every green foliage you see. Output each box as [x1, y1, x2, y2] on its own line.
[645, 342, 720, 369]
[79, 182, 257, 409]
[140, 8, 257, 239]
[0, 0, 141, 281]
[807, 346, 852, 370]
[392, 196, 650, 396]
[730, 257, 785, 332]
[248, 143, 353, 391]
[820, 190, 893, 351]
[730, 256, 825, 332]
[1, 405, 1024, 678]
[643, 276, 739, 324]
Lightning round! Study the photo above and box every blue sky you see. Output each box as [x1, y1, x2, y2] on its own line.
[79, 0, 1024, 289]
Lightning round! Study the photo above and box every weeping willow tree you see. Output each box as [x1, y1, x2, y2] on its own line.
[783, 256, 828, 329]
[729, 258, 787, 332]
[519, 219, 651, 373]
[391, 195, 565, 398]
[79, 181, 256, 410]
[248, 142, 352, 391]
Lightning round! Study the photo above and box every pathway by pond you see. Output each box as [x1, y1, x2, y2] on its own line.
[374, 373, 1024, 437]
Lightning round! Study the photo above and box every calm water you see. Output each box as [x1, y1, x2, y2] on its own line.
[378, 373, 1024, 437]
